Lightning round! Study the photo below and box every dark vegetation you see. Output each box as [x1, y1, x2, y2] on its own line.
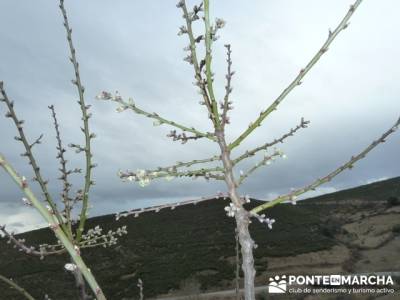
[0, 177, 399, 299]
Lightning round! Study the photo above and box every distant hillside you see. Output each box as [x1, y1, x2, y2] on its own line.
[302, 176, 400, 204]
[0, 177, 399, 299]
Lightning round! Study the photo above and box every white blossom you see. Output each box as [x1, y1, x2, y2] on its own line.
[224, 203, 239, 217]
[64, 263, 77, 272]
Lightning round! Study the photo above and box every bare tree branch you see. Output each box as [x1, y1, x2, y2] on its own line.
[232, 118, 309, 165]
[0, 225, 66, 258]
[0, 82, 66, 230]
[49, 105, 75, 237]
[221, 44, 234, 128]
[96, 91, 216, 142]
[119, 166, 225, 186]
[0, 274, 36, 300]
[59, 0, 96, 242]
[0, 152, 106, 299]
[229, 0, 363, 150]
[252, 116, 400, 214]
[115, 194, 225, 220]
[237, 150, 284, 186]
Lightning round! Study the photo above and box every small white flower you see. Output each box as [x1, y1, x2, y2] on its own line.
[138, 177, 150, 187]
[64, 263, 77, 272]
[265, 218, 275, 229]
[224, 203, 239, 217]
[244, 195, 251, 203]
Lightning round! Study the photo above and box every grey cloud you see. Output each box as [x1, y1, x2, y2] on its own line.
[0, 0, 399, 232]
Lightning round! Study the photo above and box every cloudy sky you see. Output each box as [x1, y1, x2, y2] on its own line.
[0, 0, 398, 233]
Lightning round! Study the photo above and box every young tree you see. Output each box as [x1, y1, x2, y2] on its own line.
[0, 1, 127, 299]
[98, 0, 399, 299]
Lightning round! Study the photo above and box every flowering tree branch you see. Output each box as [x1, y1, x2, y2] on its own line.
[232, 118, 309, 165]
[0, 82, 66, 231]
[251, 116, 400, 214]
[228, 0, 363, 150]
[236, 150, 284, 186]
[0, 153, 106, 300]
[115, 195, 224, 220]
[59, 0, 96, 242]
[96, 91, 216, 142]
[221, 44, 234, 128]
[118, 166, 224, 186]
[0, 223, 128, 259]
[103, 0, 391, 299]
[0, 225, 66, 258]
[49, 105, 77, 239]
[203, 0, 221, 129]
[177, 1, 216, 125]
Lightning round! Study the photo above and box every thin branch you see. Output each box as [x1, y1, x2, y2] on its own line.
[96, 91, 216, 142]
[49, 105, 74, 237]
[0, 225, 66, 258]
[0, 153, 106, 299]
[0, 274, 36, 300]
[221, 44, 234, 128]
[232, 118, 309, 165]
[119, 166, 225, 186]
[204, 0, 221, 128]
[0, 82, 66, 230]
[59, 0, 95, 242]
[229, 0, 363, 150]
[237, 150, 283, 186]
[251, 116, 400, 214]
[115, 194, 226, 220]
[119, 155, 220, 179]
[177, 0, 216, 125]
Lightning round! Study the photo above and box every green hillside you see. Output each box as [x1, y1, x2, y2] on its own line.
[0, 177, 398, 299]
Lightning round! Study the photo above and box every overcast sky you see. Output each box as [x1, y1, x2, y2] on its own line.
[0, 0, 399, 233]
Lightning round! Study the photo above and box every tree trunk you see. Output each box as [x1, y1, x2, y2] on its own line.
[235, 229, 240, 300]
[73, 266, 90, 300]
[216, 130, 256, 300]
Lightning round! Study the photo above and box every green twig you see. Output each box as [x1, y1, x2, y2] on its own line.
[229, 0, 363, 150]
[204, 0, 221, 128]
[179, 1, 216, 125]
[0, 153, 106, 300]
[237, 151, 282, 186]
[232, 118, 309, 165]
[59, 0, 94, 242]
[119, 166, 225, 184]
[0, 274, 36, 300]
[251, 116, 400, 214]
[49, 105, 74, 239]
[97, 91, 216, 141]
[0, 82, 67, 232]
